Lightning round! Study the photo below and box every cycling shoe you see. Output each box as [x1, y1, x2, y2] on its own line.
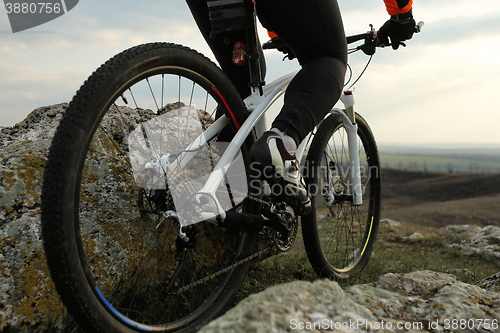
[249, 131, 311, 216]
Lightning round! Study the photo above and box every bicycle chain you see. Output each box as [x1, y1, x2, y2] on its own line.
[234, 188, 271, 207]
[230, 189, 299, 252]
[168, 244, 273, 295]
[166, 187, 293, 295]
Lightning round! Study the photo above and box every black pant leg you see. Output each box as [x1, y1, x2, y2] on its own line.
[256, 0, 347, 144]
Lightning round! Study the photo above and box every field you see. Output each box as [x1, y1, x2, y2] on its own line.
[378, 145, 500, 174]
[381, 168, 500, 227]
[380, 154, 500, 174]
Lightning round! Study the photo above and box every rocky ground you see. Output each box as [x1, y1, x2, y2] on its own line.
[201, 270, 500, 333]
[1, 103, 499, 332]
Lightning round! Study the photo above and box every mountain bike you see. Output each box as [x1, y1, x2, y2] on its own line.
[41, 4, 423, 332]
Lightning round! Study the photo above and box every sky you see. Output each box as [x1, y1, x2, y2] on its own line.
[1, 0, 499, 147]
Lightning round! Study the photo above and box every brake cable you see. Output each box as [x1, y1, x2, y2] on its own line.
[346, 53, 373, 90]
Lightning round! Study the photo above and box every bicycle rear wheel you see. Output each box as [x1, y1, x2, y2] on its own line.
[42, 43, 257, 332]
[302, 112, 381, 279]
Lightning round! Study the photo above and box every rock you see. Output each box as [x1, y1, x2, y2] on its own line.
[449, 225, 500, 259]
[3, 105, 500, 332]
[0, 102, 231, 332]
[1, 101, 275, 332]
[472, 226, 500, 246]
[1, 102, 275, 332]
[201, 271, 500, 333]
[408, 232, 424, 239]
[444, 224, 482, 238]
[380, 218, 401, 226]
[476, 272, 500, 292]
[200, 279, 377, 333]
[0, 104, 67, 332]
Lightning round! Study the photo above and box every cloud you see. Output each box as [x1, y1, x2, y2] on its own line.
[1, 0, 500, 146]
[350, 34, 500, 145]
[415, 13, 500, 46]
[0, 0, 214, 126]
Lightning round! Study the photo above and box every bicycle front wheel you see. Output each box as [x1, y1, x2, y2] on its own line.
[42, 43, 257, 332]
[302, 112, 381, 279]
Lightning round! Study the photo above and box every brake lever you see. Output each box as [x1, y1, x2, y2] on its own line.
[354, 21, 423, 55]
[359, 39, 377, 55]
[357, 24, 378, 55]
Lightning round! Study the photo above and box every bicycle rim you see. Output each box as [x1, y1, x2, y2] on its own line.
[303, 113, 381, 279]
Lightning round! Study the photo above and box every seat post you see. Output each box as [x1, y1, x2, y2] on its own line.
[245, 3, 265, 95]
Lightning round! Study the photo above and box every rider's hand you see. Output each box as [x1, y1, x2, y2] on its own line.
[378, 15, 416, 50]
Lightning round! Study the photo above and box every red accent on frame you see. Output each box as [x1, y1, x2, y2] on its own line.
[212, 87, 240, 130]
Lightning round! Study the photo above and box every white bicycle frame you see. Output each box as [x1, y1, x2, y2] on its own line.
[175, 71, 363, 222]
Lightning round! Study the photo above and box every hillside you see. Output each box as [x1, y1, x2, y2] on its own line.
[378, 145, 500, 174]
[381, 168, 500, 228]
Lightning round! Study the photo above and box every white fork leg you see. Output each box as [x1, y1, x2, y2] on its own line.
[343, 119, 363, 205]
[338, 92, 363, 205]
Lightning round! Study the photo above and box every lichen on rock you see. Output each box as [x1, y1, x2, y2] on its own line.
[1, 103, 68, 332]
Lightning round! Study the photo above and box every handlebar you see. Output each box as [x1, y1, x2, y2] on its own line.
[264, 21, 424, 58]
[415, 21, 425, 33]
[346, 33, 371, 45]
[347, 21, 424, 55]
[347, 21, 424, 45]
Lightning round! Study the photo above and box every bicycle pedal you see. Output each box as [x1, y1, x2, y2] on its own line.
[260, 204, 292, 233]
[271, 202, 294, 215]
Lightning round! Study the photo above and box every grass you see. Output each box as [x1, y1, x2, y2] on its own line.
[233, 221, 500, 303]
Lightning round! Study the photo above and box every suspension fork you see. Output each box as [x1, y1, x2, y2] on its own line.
[337, 91, 363, 206]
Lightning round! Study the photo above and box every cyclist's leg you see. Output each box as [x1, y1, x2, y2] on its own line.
[249, 0, 346, 215]
[256, 0, 347, 145]
[186, 0, 266, 99]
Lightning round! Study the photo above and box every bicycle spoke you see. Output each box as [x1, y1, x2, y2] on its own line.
[304, 112, 380, 278]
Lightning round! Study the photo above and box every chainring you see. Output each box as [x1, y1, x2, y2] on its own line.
[272, 212, 298, 253]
